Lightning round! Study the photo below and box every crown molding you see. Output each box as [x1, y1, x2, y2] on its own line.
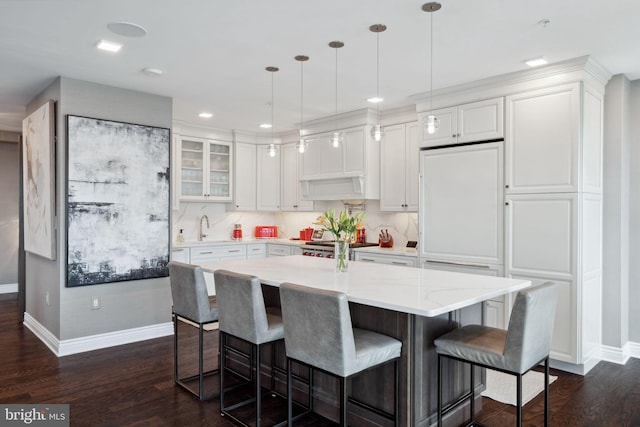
[412, 56, 613, 112]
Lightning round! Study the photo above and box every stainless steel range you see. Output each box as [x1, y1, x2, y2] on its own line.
[300, 241, 378, 259]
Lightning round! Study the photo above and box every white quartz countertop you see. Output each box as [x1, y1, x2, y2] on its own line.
[200, 255, 530, 317]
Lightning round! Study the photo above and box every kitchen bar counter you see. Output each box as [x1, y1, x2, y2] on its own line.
[200, 256, 530, 426]
[200, 255, 527, 317]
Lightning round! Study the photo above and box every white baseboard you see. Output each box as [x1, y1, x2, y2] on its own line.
[0, 283, 18, 294]
[628, 341, 640, 359]
[23, 313, 173, 357]
[600, 341, 640, 365]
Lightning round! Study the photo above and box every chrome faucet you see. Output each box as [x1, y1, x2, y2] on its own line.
[199, 215, 209, 241]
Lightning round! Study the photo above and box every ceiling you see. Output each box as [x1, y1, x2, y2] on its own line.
[1, 0, 639, 134]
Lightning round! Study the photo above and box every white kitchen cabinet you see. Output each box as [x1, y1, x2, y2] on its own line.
[505, 83, 581, 194]
[380, 121, 419, 212]
[299, 126, 380, 200]
[256, 144, 281, 211]
[246, 243, 267, 259]
[170, 247, 190, 263]
[505, 192, 601, 367]
[420, 97, 504, 148]
[419, 141, 504, 267]
[354, 252, 417, 268]
[281, 142, 313, 211]
[267, 244, 293, 257]
[190, 245, 247, 294]
[177, 136, 233, 202]
[229, 142, 256, 211]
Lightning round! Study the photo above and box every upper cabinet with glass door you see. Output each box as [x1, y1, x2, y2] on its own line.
[177, 136, 233, 202]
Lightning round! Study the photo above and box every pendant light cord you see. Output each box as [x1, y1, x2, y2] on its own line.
[429, 10, 434, 112]
[300, 60, 304, 134]
[335, 45, 338, 131]
[271, 71, 274, 143]
[376, 29, 380, 121]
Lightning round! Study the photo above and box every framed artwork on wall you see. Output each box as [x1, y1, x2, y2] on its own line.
[66, 115, 170, 287]
[22, 100, 57, 260]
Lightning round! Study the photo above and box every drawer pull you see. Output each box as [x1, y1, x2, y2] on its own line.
[360, 258, 375, 262]
[228, 249, 241, 253]
[172, 248, 184, 252]
[391, 261, 409, 265]
[424, 259, 490, 269]
[199, 251, 213, 255]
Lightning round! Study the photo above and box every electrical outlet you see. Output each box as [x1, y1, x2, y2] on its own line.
[90, 297, 101, 310]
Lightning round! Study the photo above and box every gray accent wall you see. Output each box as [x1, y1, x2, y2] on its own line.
[602, 75, 630, 348]
[25, 77, 173, 342]
[0, 141, 19, 285]
[629, 80, 640, 343]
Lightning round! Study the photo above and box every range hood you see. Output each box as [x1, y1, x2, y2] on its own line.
[297, 111, 380, 201]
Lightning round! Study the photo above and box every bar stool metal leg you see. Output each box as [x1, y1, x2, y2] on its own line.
[437, 354, 443, 427]
[340, 376, 347, 426]
[470, 362, 475, 425]
[256, 343, 262, 427]
[544, 357, 549, 427]
[516, 373, 522, 427]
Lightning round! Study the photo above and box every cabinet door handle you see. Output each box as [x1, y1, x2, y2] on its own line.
[360, 258, 375, 262]
[172, 248, 184, 252]
[391, 261, 408, 265]
[199, 251, 213, 255]
[505, 184, 509, 189]
[228, 249, 241, 253]
[505, 202, 509, 206]
[452, 134, 457, 138]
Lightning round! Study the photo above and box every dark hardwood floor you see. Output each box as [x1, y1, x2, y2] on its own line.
[1, 292, 639, 426]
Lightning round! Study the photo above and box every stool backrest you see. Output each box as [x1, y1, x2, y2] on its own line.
[214, 269, 270, 344]
[279, 282, 356, 377]
[168, 261, 214, 323]
[504, 282, 559, 373]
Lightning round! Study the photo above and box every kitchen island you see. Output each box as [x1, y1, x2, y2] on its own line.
[200, 255, 530, 426]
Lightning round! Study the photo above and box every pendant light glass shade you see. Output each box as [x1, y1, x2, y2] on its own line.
[422, 3, 441, 136]
[370, 124, 384, 142]
[296, 139, 307, 153]
[369, 24, 386, 143]
[329, 41, 344, 147]
[265, 66, 279, 157]
[331, 131, 343, 148]
[426, 114, 439, 134]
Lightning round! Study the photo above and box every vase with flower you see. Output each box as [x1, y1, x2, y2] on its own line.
[313, 208, 365, 272]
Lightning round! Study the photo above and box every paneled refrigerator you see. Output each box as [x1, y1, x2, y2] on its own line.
[419, 140, 507, 327]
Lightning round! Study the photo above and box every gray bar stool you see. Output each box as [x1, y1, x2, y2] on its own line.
[214, 269, 288, 427]
[434, 282, 558, 427]
[168, 261, 220, 401]
[279, 282, 402, 426]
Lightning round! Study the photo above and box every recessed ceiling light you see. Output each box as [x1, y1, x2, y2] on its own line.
[198, 112, 213, 119]
[259, 123, 272, 129]
[107, 22, 147, 38]
[96, 39, 122, 53]
[367, 97, 384, 103]
[525, 57, 548, 67]
[142, 67, 163, 77]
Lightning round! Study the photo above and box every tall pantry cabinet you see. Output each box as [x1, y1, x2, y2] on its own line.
[504, 80, 605, 372]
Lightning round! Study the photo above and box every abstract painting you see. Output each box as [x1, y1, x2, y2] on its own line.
[66, 116, 170, 286]
[22, 100, 56, 260]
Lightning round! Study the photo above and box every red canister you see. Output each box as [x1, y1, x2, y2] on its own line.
[232, 224, 243, 240]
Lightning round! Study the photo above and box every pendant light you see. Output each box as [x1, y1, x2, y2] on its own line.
[329, 41, 344, 148]
[295, 55, 309, 154]
[422, 2, 441, 134]
[369, 24, 387, 142]
[266, 66, 279, 157]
